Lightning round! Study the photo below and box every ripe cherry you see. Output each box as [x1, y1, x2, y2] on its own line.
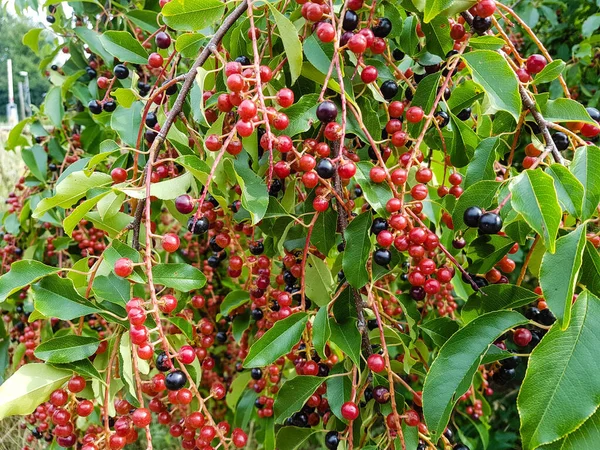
[338, 161, 357, 179]
[370, 166, 386, 183]
[111, 167, 127, 183]
[114, 258, 134, 277]
[476, 0, 496, 18]
[341, 401, 360, 420]
[238, 99, 257, 121]
[361, 66, 378, 84]
[162, 233, 180, 253]
[367, 354, 385, 372]
[132, 408, 152, 428]
[68, 375, 86, 393]
[513, 328, 532, 347]
[276, 88, 295, 108]
[406, 106, 424, 123]
[525, 54, 547, 74]
[148, 52, 164, 68]
[175, 194, 195, 214]
[316, 22, 336, 43]
[347, 34, 368, 54]
[316, 101, 338, 123]
[155, 31, 171, 49]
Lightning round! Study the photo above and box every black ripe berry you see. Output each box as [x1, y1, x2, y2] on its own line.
[552, 132, 569, 151]
[325, 431, 340, 450]
[156, 352, 172, 372]
[342, 10, 359, 31]
[371, 217, 388, 235]
[478, 212, 503, 234]
[251, 308, 263, 320]
[586, 107, 600, 122]
[165, 370, 187, 390]
[372, 17, 392, 38]
[380, 80, 398, 100]
[145, 112, 158, 128]
[463, 206, 483, 228]
[86, 67, 97, 79]
[316, 101, 338, 123]
[251, 368, 262, 380]
[103, 100, 116, 112]
[373, 248, 391, 266]
[457, 107, 472, 121]
[235, 55, 251, 66]
[316, 158, 335, 178]
[472, 16, 492, 34]
[113, 64, 129, 79]
[434, 111, 450, 128]
[392, 48, 405, 61]
[188, 216, 210, 235]
[539, 308, 556, 325]
[249, 241, 264, 255]
[88, 100, 102, 115]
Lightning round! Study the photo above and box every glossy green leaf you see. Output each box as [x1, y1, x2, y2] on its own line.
[281, 93, 319, 137]
[176, 33, 205, 58]
[462, 51, 521, 121]
[99, 31, 148, 64]
[540, 226, 586, 329]
[462, 284, 539, 323]
[313, 307, 331, 359]
[93, 273, 130, 306]
[421, 16, 453, 57]
[111, 102, 144, 148]
[546, 164, 584, 218]
[152, 263, 206, 292]
[0, 364, 71, 420]
[244, 313, 308, 368]
[275, 427, 319, 450]
[274, 376, 323, 423]
[162, 0, 224, 31]
[447, 112, 480, 167]
[519, 291, 600, 450]
[540, 98, 596, 124]
[539, 408, 600, 449]
[0, 260, 59, 303]
[343, 210, 372, 289]
[464, 137, 502, 188]
[509, 170, 561, 253]
[75, 27, 114, 68]
[44, 87, 64, 128]
[581, 242, 600, 297]
[468, 35, 505, 51]
[467, 234, 514, 274]
[119, 172, 192, 200]
[354, 162, 393, 217]
[35, 335, 99, 364]
[420, 317, 460, 346]
[400, 16, 419, 56]
[570, 146, 600, 220]
[231, 152, 269, 225]
[22, 145, 47, 183]
[532, 60, 566, 85]
[423, 0, 454, 23]
[423, 311, 528, 440]
[304, 254, 334, 307]
[329, 317, 361, 366]
[220, 290, 251, 316]
[63, 190, 111, 237]
[266, 3, 302, 84]
[32, 275, 100, 320]
[452, 180, 501, 232]
[310, 208, 338, 255]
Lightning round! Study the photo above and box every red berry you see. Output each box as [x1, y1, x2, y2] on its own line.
[525, 54, 547, 74]
[370, 166, 386, 183]
[391, 168, 407, 185]
[347, 34, 368, 54]
[232, 429, 248, 448]
[404, 409, 420, 426]
[513, 328, 532, 347]
[162, 233, 180, 253]
[160, 294, 178, 314]
[97, 76, 109, 89]
[406, 106, 424, 123]
[111, 167, 127, 183]
[367, 354, 385, 373]
[155, 31, 171, 49]
[114, 258, 134, 277]
[415, 168, 432, 183]
[148, 52, 164, 68]
[341, 401, 359, 420]
[313, 196, 329, 212]
[50, 389, 68, 407]
[516, 68, 531, 83]
[389, 101, 405, 118]
[227, 74, 244, 92]
[132, 408, 152, 428]
[316, 22, 335, 43]
[476, 0, 496, 18]
[361, 65, 378, 84]
[179, 345, 195, 364]
[276, 88, 295, 108]
[236, 120, 254, 137]
[450, 23, 465, 40]
[238, 99, 257, 121]
[338, 162, 357, 179]
[68, 376, 86, 393]
[76, 400, 94, 417]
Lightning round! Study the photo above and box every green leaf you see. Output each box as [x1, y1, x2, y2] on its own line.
[99, 31, 148, 64]
[126, 10, 160, 33]
[152, 263, 207, 292]
[111, 88, 138, 108]
[281, 93, 319, 137]
[545, 164, 584, 218]
[220, 290, 251, 316]
[111, 102, 144, 148]
[93, 273, 130, 306]
[275, 427, 319, 450]
[464, 137, 501, 188]
[423, 0, 454, 23]
[540, 226, 586, 329]
[581, 242, 600, 297]
[509, 170, 561, 253]
[343, 210, 372, 289]
[540, 407, 600, 449]
[44, 87, 64, 128]
[468, 35, 505, 51]
[533, 60, 566, 85]
[446, 112, 480, 167]
[462, 284, 539, 323]
[231, 152, 269, 225]
[304, 255, 334, 307]
[420, 317, 460, 346]
[119, 172, 192, 200]
[266, 3, 302, 84]
[63, 190, 111, 237]
[0, 260, 59, 303]
[519, 291, 600, 450]
[32, 275, 100, 320]
[467, 234, 514, 274]
[33, 171, 113, 219]
[354, 161, 393, 216]
[423, 311, 527, 440]
[452, 180, 501, 232]
[22, 145, 48, 183]
[329, 317, 361, 366]
[310, 208, 338, 255]
[244, 313, 308, 368]
[313, 307, 331, 359]
[0, 364, 71, 420]
[570, 146, 600, 220]
[421, 16, 453, 57]
[540, 98, 596, 124]
[75, 27, 114, 68]
[163, 0, 225, 31]
[274, 376, 323, 424]
[51, 359, 102, 381]
[462, 51, 521, 121]
[22, 28, 43, 55]
[35, 335, 99, 364]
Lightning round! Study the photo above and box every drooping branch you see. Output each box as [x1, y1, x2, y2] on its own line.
[130, 0, 250, 248]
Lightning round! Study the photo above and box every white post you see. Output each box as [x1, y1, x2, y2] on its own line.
[6, 59, 19, 126]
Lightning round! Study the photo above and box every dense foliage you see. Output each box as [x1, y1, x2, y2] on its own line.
[0, 0, 599, 449]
